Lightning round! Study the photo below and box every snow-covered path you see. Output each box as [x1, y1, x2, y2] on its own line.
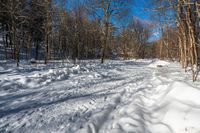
[0, 60, 200, 133]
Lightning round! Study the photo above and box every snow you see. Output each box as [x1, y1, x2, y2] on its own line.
[0, 59, 200, 133]
[148, 60, 170, 68]
[161, 82, 200, 133]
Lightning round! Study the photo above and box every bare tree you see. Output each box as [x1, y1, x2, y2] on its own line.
[87, 0, 132, 63]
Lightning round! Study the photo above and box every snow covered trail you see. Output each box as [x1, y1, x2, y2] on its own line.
[0, 60, 200, 133]
[76, 60, 200, 133]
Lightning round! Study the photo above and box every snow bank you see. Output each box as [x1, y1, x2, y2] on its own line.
[160, 81, 200, 133]
[0, 64, 83, 88]
[148, 60, 170, 68]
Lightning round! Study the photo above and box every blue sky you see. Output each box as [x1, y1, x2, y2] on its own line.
[65, 0, 160, 41]
[131, 0, 152, 21]
[131, 0, 161, 41]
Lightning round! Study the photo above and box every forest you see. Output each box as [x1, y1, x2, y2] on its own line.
[0, 0, 200, 80]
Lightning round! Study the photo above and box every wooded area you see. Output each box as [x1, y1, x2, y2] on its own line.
[0, 0, 200, 81]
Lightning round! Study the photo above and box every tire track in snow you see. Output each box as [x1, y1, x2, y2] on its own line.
[76, 66, 152, 133]
[0, 60, 155, 133]
[77, 65, 176, 133]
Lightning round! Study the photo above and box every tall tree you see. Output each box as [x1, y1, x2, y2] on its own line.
[44, 0, 52, 64]
[87, 0, 132, 63]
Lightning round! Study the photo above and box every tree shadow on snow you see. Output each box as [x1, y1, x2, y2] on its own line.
[0, 89, 116, 118]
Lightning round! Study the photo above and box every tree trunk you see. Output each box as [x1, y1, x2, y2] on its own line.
[101, 21, 109, 64]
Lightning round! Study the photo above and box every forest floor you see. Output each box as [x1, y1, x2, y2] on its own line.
[0, 59, 200, 133]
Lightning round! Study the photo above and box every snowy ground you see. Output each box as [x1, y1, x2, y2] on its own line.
[0, 59, 200, 133]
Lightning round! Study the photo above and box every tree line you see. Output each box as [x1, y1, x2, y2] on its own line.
[0, 0, 154, 64]
[150, 0, 200, 81]
[0, 0, 200, 80]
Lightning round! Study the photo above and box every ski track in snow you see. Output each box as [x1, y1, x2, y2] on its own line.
[0, 59, 200, 133]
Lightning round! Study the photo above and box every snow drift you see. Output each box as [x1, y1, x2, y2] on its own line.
[0, 59, 200, 133]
